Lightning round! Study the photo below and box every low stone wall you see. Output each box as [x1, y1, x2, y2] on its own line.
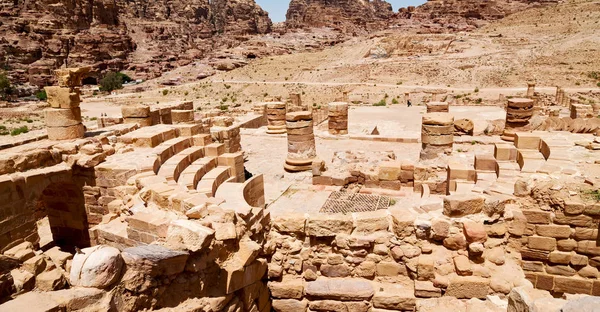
[511, 182, 600, 295]
[266, 198, 527, 311]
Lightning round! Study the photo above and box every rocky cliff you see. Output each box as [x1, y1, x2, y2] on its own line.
[0, 0, 272, 88]
[286, 0, 394, 34]
[395, 0, 556, 33]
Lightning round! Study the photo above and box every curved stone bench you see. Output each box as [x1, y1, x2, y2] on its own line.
[215, 175, 266, 216]
[151, 137, 193, 174]
[177, 157, 217, 190]
[196, 166, 231, 197]
[157, 146, 204, 182]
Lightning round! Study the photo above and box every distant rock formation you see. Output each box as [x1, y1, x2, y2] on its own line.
[0, 0, 272, 88]
[286, 0, 394, 34]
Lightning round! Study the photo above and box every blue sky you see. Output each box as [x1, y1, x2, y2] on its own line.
[255, 0, 427, 22]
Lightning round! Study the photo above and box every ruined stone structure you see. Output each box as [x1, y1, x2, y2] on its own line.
[328, 102, 349, 135]
[421, 113, 454, 160]
[44, 68, 89, 140]
[571, 104, 594, 119]
[502, 98, 534, 141]
[284, 111, 317, 172]
[2, 85, 600, 312]
[266, 102, 287, 134]
[426, 101, 450, 113]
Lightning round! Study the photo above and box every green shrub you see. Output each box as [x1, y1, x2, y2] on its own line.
[475, 98, 482, 104]
[10, 126, 28, 136]
[474, 87, 480, 93]
[116, 72, 132, 83]
[219, 104, 229, 111]
[36, 90, 47, 101]
[391, 98, 399, 104]
[90, 117, 97, 121]
[373, 99, 387, 107]
[0, 72, 12, 100]
[162, 89, 169, 96]
[597, 82, 600, 87]
[587, 71, 600, 80]
[99, 72, 123, 92]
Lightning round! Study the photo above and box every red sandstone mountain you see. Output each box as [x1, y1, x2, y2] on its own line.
[0, 0, 272, 87]
[286, 0, 395, 34]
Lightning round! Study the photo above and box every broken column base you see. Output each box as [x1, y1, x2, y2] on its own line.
[266, 126, 286, 135]
[47, 123, 85, 140]
[284, 158, 315, 172]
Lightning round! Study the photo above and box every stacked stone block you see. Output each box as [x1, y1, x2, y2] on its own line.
[210, 125, 242, 153]
[285, 111, 317, 172]
[426, 101, 449, 113]
[328, 102, 349, 135]
[44, 68, 89, 140]
[122, 105, 155, 127]
[171, 110, 195, 124]
[266, 102, 287, 134]
[420, 113, 454, 160]
[510, 202, 600, 296]
[502, 98, 534, 141]
[570, 104, 594, 119]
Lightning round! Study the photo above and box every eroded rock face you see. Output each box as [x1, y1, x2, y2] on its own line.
[0, 0, 272, 87]
[286, 0, 394, 34]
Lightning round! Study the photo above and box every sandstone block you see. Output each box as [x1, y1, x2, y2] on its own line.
[121, 105, 151, 118]
[272, 299, 307, 312]
[507, 286, 552, 312]
[47, 123, 85, 140]
[268, 278, 304, 299]
[548, 251, 572, 265]
[414, 280, 441, 298]
[305, 278, 374, 301]
[36, 269, 66, 291]
[535, 225, 572, 239]
[463, 220, 487, 243]
[45, 86, 80, 108]
[528, 236, 557, 251]
[166, 220, 215, 252]
[553, 276, 593, 294]
[445, 276, 490, 299]
[443, 194, 484, 217]
[353, 210, 389, 234]
[372, 283, 416, 311]
[306, 214, 353, 237]
[45, 107, 82, 127]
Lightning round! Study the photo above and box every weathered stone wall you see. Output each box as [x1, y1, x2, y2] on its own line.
[510, 183, 600, 295]
[266, 200, 527, 311]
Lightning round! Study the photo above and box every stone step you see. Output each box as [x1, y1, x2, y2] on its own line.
[118, 124, 178, 148]
[196, 166, 231, 197]
[177, 157, 218, 190]
[157, 146, 205, 182]
[152, 137, 194, 173]
[517, 149, 546, 173]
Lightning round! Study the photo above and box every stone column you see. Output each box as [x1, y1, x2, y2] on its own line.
[328, 102, 348, 135]
[266, 102, 287, 134]
[44, 67, 90, 140]
[502, 98, 534, 141]
[527, 82, 536, 98]
[426, 101, 449, 113]
[285, 111, 317, 172]
[420, 113, 454, 160]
